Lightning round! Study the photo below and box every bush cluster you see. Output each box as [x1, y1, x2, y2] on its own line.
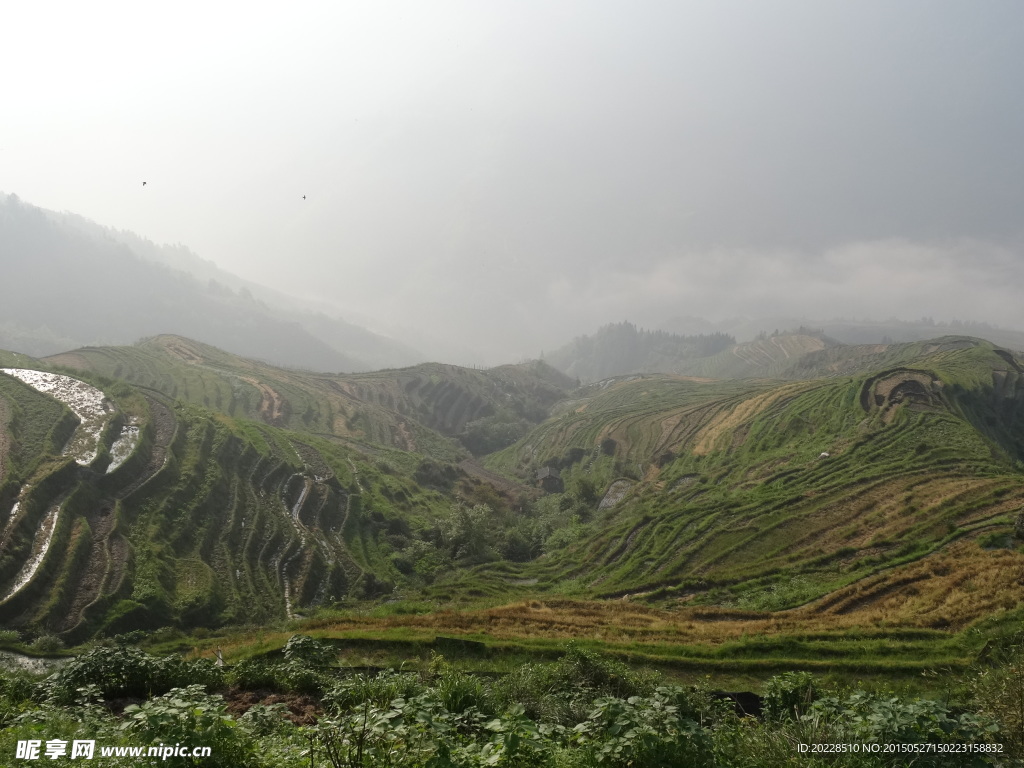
[0, 639, 1019, 767]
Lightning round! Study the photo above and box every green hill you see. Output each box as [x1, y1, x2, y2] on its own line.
[0, 338, 574, 640]
[487, 337, 1024, 616]
[2, 334, 1024, 675]
[544, 321, 735, 382]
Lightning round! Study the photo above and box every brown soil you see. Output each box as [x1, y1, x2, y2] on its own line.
[116, 396, 176, 499]
[224, 688, 322, 725]
[392, 420, 416, 452]
[242, 377, 287, 426]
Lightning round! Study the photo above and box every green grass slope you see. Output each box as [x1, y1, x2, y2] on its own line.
[0, 364, 494, 641]
[45, 335, 572, 459]
[487, 338, 1024, 614]
[3, 333, 1024, 664]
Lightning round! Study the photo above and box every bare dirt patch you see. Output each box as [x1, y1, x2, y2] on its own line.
[392, 420, 417, 452]
[241, 377, 287, 426]
[598, 479, 633, 510]
[55, 505, 117, 632]
[692, 384, 806, 455]
[860, 369, 940, 415]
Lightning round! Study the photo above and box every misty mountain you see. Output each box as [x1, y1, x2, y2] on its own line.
[0, 195, 423, 371]
[661, 314, 1024, 351]
[545, 322, 735, 383]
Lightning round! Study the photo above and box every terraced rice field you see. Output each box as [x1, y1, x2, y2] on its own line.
[0, 368, 112, 465]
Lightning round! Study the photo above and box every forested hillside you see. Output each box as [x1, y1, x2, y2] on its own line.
[545, 322, 735, 382]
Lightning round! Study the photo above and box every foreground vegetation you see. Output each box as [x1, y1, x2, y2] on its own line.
[2, 637, 1022, 767]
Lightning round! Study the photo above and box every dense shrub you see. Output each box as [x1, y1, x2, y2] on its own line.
[491, 644, 659, 725]
[40, 645, 223, 704]
[2, 642, 1013, 768]
[971, 645, 1024, 758]
[228, 657, 283, 691]
[282, 634, 335, 668]
[123, 684, 252, 768]
[571, 688, 715, 768]
[763, 671, 817, 721]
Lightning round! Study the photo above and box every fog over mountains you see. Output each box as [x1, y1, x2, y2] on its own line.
[3, 193, 1024, 376]
[0, 194, 423, 371]
[4, 4, 1024, 365]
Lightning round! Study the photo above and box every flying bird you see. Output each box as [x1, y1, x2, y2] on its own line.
[142, 181, 147, 187]
[302, 195, 306, 200]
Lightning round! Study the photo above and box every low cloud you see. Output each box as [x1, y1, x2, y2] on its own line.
[356, 238, 1023, 363]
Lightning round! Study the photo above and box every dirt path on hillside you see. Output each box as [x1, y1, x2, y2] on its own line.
[55, 504, 116, 632]
[241, 377, 286, 425]
[164, 341, 204, 363]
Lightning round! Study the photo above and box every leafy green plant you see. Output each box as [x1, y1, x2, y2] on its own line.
[471, 704, 560, 768]
[571, 688, 714, 768]
[491, 645, 658, 726]
[316, 694, 465, 768]
[228, 657, 282, 691]
[283, 634, 336, 668]
[40, 645, 223, 704]
[123, 684, 250, 767]
[763, 671, 817, 721]
[805, 690, 996, 746]
[238, 702, 291, 737]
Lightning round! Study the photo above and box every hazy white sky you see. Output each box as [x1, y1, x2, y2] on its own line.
[3, 1, 1023, 362]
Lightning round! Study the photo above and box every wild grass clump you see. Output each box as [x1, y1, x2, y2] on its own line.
[490, 642, 660, 724]
[322, 669, 426, 714]
[969, 642, 1024, 757]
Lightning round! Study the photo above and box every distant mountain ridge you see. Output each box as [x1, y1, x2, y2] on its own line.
[549, 318, 1024, 383]
[661, 314, 1024, 352]
[0, 194, 424, 372]
[545, 322, 735, 382]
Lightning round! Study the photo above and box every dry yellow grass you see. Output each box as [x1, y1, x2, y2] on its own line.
[691, 383, 809, 455]
[297, 541, 1024, 649]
